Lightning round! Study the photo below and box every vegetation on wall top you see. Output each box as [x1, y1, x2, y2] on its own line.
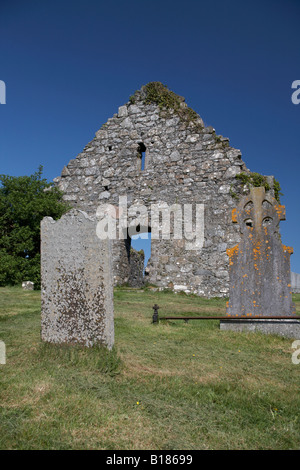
[235, 172, 283, 202]
[130, 82, 204, 130]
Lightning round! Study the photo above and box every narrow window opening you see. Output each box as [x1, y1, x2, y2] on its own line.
[137, 142, 147, 171]
[141, 151, 146, 171]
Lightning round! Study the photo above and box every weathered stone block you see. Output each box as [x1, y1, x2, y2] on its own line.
[118, 105, 128, 117]
[41, 210, 114, 348]
[22, 281, 34, 290]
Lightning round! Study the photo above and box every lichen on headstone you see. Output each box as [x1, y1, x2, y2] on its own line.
[41, 209, 114, 348]
[226, 187, 295, 317]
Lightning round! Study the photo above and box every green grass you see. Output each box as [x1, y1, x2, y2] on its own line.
[0, 286, 299, 450]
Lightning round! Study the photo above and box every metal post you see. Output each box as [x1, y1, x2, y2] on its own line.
[152, 304, 160, 323]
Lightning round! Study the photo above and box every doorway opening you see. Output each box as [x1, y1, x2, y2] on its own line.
[128, 226, 151, 286]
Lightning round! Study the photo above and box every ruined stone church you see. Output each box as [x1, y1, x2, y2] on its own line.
[54, 82, 276, 297]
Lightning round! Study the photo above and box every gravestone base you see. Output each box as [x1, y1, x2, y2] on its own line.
[220, 318, 300, 339]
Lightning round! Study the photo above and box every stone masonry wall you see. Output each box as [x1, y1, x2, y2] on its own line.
[54, 83, 275, 297]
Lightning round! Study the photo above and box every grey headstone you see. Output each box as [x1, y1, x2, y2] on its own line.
[41, 209, 114, 349]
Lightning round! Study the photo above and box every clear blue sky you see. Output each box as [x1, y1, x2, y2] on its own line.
[0, 0, 299, 272]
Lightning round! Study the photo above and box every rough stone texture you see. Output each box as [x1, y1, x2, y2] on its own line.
[220, 319, 300, 339]
[226, 187, 295, 317]
[41, 209, 114, 348]
[54, 83, 277, 297]
[291, 272, 300, 293]
[22, 281, 34, 290]
[128, 249, 145, 288]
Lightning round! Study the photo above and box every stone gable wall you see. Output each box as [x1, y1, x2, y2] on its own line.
[54, 86, 256, 297]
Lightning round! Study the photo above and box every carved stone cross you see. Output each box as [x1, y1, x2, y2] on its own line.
[227, 186, 295, 317]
